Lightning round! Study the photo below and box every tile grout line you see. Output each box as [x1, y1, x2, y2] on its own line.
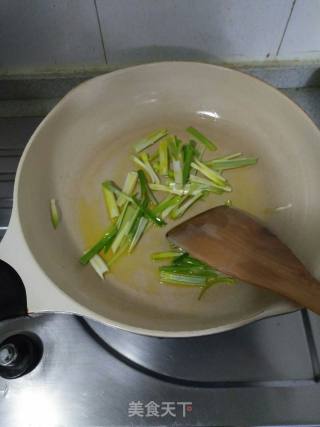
[276, 0, 297, 56]
[93, 0, 108, 65]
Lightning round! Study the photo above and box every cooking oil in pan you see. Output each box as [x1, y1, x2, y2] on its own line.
[77, 140, 269, 295]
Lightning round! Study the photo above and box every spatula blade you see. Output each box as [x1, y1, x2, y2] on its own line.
[167, 203, 320, 315]
[167, 205, 309, 287]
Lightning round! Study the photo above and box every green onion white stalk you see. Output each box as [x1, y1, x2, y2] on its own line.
[133, 154, 160, 184]
[50, 198, 60, 229]
[117, 171, 138, 207]
[102, 182, 119, 220]
[89, 254, 109, 279]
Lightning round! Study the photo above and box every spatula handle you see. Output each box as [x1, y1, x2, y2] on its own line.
[265, 274, 320, 315]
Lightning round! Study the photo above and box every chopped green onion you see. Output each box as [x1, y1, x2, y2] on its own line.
[167, 169, 174, 180]
[143, 208, 166, 226]
[128, 217, 149, 253]
[152, 195, 182, 215]
[225, 199, 233, 207]
[160, 265, 218, 277]
[102, 182, 119, 220]
[159, 138, 169, 175]
[116, 200, 129, 229]
[137, 169, 157, 203]
[158, 251, 236, 297]
[79, 125, 256, 298]
[208, 152, 242, 162]
[151, 251, 183, 261]
[100, 228, 117, 256]
[133, 154, 160, 184]
[129, 205, 144, 239]
[104, 182, 158, 225]
[207, 157, 258, 170]
[182, 141, 196, 184]
[89, 254, 109, 279]
[160, 271, 207, 286]
[130, 195, 166, 227]
[137, 169, 149, 200]
[117, 171, 138, 207]
[108, 239, 129, 266]
[111, 205, 139, 253]
[189, 174, 232, 192]
[149, 183, 180, 195]
[189, 174, 216, 186]
[168, 136, 183, 184]
[50, 198, 60, 229]
[162, 196, 185, 218]
[134, 129, 168, 153]
[104, 182, 164, 227]
[152, 160, 160, 172]
[186, 126, 217, 151]
[150, 150, 159, 163]
[104, 181, 136, 206]
[198, 283, 212, 300]
[162, 204, 178, 219]
[173, 254, 204, 266]
[191, 158, 227, 187]
[149, 182, 191, 196]
[172, 159, 183, 185]
[167, 135, 180, 158]
[80, 225, 117, 265]
[198, 277, 236, 300]
[170, 193, 203, 219]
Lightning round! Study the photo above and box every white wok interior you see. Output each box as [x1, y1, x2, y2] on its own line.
[16, 62, 320, 334]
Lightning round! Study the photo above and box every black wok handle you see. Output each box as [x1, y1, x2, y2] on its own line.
[0, 260, 43, 378]
[0, 259, 27, 321]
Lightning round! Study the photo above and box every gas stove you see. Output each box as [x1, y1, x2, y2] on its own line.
[1, 76, 320, 426]
[1, 311, 320, 426]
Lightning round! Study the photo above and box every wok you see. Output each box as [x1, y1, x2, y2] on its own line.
[1, 62, 320, 337]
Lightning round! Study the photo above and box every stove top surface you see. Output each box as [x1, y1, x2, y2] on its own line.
[1, 311, 320, 427]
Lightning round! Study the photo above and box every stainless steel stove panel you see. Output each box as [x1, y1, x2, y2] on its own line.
[85, 311, 314, 383]
[0, 314, 320, 427]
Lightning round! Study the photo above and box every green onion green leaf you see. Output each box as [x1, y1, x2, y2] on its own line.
[159, 137, 169, 176]
[111, 205, 139, 253]
[133, 154, 160, 184]
[151, 251, 184, 261]
[182, 141, 196, 184]
[134, 129, 168, 153]
[80, 224, 118, 265]
[207, 157, 258, 170]
[186, 126, 217, 151]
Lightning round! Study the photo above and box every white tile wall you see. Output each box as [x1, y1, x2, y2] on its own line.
[0, 0, 105, 69]
[0, 0, 319, 71]
[278, 0, 320, 60]
[96, 0, 294, 64]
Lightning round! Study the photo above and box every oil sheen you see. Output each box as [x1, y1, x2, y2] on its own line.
[77, 121, 276, 303]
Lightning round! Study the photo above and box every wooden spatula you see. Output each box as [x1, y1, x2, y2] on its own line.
[167, 206, 320, 315]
